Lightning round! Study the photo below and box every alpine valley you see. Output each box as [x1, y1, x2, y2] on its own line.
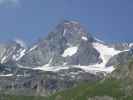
[0, 20, 133, 100]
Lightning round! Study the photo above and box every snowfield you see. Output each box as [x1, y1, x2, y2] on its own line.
[92, 42, 122, 68]
[0, 74, 13, 77]
[62, 46, 78, 57]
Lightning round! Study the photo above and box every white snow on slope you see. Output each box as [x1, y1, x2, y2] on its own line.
[41, 57, 53, 67]
[0, 74, 13, 77]
[92, 42, 122, 68]
[18, 49, 26, 60]
[129, 43, 133, 48]
[1, 56, 7, 64]
[62, 46, 78, 57]
[63, 29, 67, 36]
[12, 49, 26, 61]
[94, 38, 105, 43]
[34, 65, 115, 74]
[17, 64, 34, 69]
[34, 66, 69, 72]
[81, 36, 88, 41]
[28, 45, 38, 52]
[33, 57, 66, 72]
[0, 48, 8, 63]
[73, 65, 115, 74]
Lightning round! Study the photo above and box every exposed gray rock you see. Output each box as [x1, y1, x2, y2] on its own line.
[18, 20, 100, 67]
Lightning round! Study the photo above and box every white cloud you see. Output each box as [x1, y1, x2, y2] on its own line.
[14, 38, 27, 48]
[0, 0, 20, 6]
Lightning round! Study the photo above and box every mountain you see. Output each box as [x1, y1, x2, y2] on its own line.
[16, 20, 131, 74]
[18, 20, 100, 68]
[0, 20, 132, 97]
[0, 40, 26, 64]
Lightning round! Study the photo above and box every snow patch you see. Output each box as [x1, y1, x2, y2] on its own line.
[28, 45, 38, 52]
[93, 42, 122, 67]
[17, 64, 33, 69]
[95, 38, 105, 43]
[0, 74, 13, 77]
[129, 43, 133, 48]
[12, 49, 26, 61]
[34, 66, 69, 72]
[73, 65, 115, 74]
[81, 36, 88, 41]
[33, 64, 115, 74]
[91, 42, 122, 73]
[62, 46, 78, 57]
[1, 56, 7, 63]
[63, 29, 67, 36]
[42, 57, 53, 67]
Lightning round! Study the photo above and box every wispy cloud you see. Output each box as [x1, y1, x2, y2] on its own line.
[14, 38, 27, 48]
[0, 0, 20, 7]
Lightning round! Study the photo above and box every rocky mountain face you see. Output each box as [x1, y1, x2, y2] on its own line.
[0, 20, 132, 96]
[18, 20, 100, 67]
[0, 41, 26, 64]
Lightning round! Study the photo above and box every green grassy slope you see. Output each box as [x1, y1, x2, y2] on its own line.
[47, 79, 125, 100]
[0, 79, 132, 100]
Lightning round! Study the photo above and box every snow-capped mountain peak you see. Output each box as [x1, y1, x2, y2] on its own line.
[0, 20, 132, 76]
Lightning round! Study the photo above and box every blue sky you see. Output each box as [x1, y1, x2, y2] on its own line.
[0, 0, 133, 45]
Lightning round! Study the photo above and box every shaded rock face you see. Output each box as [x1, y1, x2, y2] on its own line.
[18, 20, 100, 67]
